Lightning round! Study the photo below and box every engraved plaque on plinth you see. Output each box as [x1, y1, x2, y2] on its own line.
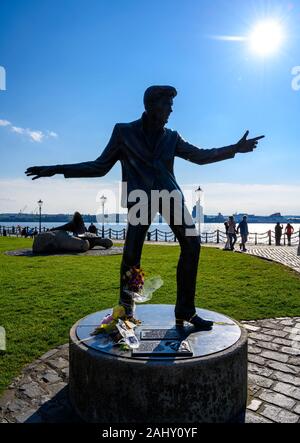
[132, 339, 193, 357]
[140, 328, 184, 341]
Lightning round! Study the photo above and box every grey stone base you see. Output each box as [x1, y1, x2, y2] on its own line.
[69, 309, 248, 423]
[1, 317, 299, 423]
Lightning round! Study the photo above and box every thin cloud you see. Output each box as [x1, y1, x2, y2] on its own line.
[207, 35, 247, 42]
[47, 130, 58, 138]
[28, 130, 44, 143]
[0, 118, 58, 143]
[0, 178, 299, 215]
[11, 126, 25, 134]
[0, 119, 11, 127]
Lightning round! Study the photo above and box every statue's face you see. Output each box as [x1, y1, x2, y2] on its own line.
[150, 96, 173, 126]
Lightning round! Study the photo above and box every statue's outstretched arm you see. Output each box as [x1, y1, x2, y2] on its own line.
[175, 131, 264, 165]
[25, 125, 121, 180]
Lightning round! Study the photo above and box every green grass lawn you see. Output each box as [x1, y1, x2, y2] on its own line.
[0, 236, 299, 394]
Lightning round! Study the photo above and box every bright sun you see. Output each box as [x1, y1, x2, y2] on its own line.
[249, 20, 284, 56]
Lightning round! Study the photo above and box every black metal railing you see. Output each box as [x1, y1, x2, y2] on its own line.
[1, 225, 299, 246]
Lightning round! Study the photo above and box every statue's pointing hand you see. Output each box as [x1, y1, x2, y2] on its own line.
[236, 130, 265, 153]
[25, 165, 57, 180]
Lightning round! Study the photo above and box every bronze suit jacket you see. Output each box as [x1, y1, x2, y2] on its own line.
[61, 115, 236, 208]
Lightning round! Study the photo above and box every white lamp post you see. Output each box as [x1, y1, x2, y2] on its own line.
[195, 186, 203, 236]
[38, 199, 43, 233]
[100, 195, 107, 237]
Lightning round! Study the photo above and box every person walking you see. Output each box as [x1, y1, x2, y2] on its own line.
[223, 221, 231, 250]
[237, 215, 249, 252]
[228, 216, 237, 251]
[285, 223, 294, 246]
[275, 222, 283, 246]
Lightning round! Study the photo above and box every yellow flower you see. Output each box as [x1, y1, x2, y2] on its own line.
[112, 305, 126, 320]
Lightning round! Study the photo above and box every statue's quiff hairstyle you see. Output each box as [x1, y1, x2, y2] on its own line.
[143, 85, 177, 111]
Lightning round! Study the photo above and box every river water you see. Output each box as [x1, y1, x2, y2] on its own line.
[2, 221, 299, 236]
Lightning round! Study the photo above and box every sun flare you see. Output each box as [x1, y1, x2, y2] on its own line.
[249, 20, 284, 56]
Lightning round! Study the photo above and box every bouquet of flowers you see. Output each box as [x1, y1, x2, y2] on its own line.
[90, 267, 163, 351]
[123, 267, 163, 303]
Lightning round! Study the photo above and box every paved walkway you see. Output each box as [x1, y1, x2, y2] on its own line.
[5, 246, 123, 257]
[204, 243, 300, 274]
[0, 317, 299, 423]
[118, 241, 300, 275]
[245, 245, 300, 274]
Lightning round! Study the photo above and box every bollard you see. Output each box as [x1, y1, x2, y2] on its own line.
[217, 229, 219, 244]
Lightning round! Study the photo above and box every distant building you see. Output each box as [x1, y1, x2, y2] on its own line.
[270, 212, 282, 218]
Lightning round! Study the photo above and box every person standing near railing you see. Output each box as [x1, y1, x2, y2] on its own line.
[285, 223, 294, 246]
[223, 221, 231, 250]
[237, 215, 249, 252]
[275, 222, 283, 246]
[227, 216, 237, 251]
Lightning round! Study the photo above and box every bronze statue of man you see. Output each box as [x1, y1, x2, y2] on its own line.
[26, 85, 264, 330]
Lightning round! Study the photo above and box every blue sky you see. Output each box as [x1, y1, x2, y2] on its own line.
[0, 0, 299, 214]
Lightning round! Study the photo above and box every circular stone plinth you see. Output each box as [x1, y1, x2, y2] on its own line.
[69, 304, 248, 423]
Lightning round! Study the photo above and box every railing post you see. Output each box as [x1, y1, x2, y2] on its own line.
[109, 228, 111, 238]
[283, 234, 286, 246]
[165, 232, 167, 242]
[255, 233, 257, 245]
[268, 230, 272, 245]
[206, 233, 208, 244]
[174, 234, 176, 242]
[123, 228, 126, 240]
[217, 229, 219, 244]
[147, 232, 151, 241]
[155, 229, 158, 242]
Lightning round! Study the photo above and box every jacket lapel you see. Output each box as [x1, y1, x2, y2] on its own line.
[153, 129, 167, 158]
[131, 116, 168, 160]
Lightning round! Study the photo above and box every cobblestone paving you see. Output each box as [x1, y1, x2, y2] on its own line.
[1, 317, 299, 423]
[205, 243, 300, 274]
[245, 245, 300, 274]
[242, 317, 300, 423]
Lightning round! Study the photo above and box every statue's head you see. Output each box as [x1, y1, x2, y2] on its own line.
[143, 85, 177, 126]
[73, 211, 85, 226]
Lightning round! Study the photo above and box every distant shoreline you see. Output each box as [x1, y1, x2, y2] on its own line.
[0, 213, 299, 224]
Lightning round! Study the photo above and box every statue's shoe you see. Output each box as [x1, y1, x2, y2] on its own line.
[176, 314, 213, 331]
